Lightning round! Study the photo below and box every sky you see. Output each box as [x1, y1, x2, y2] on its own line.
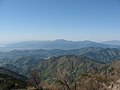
[0, 0, 120, 43]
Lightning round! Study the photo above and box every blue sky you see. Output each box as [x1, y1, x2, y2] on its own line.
[0, 0, 120, 43]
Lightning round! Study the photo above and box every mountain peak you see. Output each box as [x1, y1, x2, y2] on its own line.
[83, 40, 95, 43]
[55, 39, 68, 42]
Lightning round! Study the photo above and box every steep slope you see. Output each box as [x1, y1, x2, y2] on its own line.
[26, 55, 120, 83]
[30, 55, 105, 81]
[1, 56, 44, 74]
[0, 68, 27, 90]
[0, 74, 26, 90]
[108, 59, 120, 70]
[0, 67, 28, 81]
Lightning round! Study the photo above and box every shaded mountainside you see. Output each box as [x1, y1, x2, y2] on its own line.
[0, 67, 28, 81]
[0, 68, 27, 90]
[1, 56, 44, 74]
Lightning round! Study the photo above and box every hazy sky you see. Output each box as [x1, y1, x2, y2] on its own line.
[0, 0, 120, 43]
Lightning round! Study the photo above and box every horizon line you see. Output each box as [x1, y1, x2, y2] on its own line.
[0, 39, 120, 44]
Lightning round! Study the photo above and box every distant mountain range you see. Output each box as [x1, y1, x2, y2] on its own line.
[0, 39, 120, 51]
[0, 47, 120, 64]
[102, 40, 120, 45]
